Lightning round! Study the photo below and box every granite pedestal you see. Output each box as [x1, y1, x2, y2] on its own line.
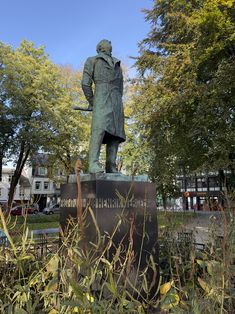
[60, 173, 159, 297]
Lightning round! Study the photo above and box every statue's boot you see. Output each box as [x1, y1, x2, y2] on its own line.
[88, 130, 104, 174]
[106, 140, 119, 173]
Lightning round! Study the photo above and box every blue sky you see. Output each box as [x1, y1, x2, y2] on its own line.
[1, 0, 152, 72]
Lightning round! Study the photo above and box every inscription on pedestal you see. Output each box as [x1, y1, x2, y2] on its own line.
[60, 175, 159, 298]
[60, 197, 155, 209]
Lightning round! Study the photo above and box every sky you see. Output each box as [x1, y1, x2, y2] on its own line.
[0, 0, 152, 73]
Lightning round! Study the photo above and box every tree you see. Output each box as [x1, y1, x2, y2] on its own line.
[133, 0, 235, 196]
[45, 65, 90, 182]
[118, 81, 152, 175]
[0, 43, 15, 181]
[0, 40, 68, 207]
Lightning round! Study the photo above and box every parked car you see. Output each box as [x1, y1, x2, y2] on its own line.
[0, 201, 17, 212]
[43, 204, 60, 215]
[10, 205, 38, 216]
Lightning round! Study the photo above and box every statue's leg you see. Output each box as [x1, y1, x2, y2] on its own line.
[88, 129, 104, 173]
[106, 139, 119, 173]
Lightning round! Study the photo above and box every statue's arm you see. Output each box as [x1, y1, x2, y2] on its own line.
[81, 58, 94, 108]
[120, 67, 124, 96]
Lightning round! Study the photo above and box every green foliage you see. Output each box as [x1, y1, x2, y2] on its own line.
[0, 40, 68, 204]
[0, 40, 90, 203]
[0, 207, 160, 313]
[133, 0, 235, 195]
[119, 82, 152, 175]
[11, 213, 60, 231]
[44, 65, 90, 181]
[158, 204, 235, 313]
[0, 202, 235, 312]
[158, 211, 196, 230]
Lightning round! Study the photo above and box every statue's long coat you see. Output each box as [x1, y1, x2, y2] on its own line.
[82, 52, 126, 144]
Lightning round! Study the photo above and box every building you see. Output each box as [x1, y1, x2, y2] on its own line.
[0, 154, 62, 210]
[0, 167, 31, 206]
[30, 154, 61, 210]
[176, 170, 232, 210]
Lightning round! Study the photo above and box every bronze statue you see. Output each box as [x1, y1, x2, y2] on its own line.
[81, 39, 126, 174]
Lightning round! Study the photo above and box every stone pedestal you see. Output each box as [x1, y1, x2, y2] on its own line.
[60, 173, 159, 297]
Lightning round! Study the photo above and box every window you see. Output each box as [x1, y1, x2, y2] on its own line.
[8, 175, 12, 182]
[44, 181, 49, 190]
[187, 178, 196, 188]
[176, 180, 183, 189]
[197, 178, 207, 188]
[209, 177, 219, 187]
[38, 167, 47, 176]
[35, 181, 41, 190]
[56, 169, 65, 176]
[19, 186, 24, 198]
[209, 177, 220, 191]
[197, 177, 207, 191]
[55, 182, 60, 189]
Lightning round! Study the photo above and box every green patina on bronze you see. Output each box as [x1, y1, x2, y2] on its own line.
[81, 39, 126, 174]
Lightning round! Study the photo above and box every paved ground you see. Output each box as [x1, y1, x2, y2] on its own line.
[182, 211, 224, 244]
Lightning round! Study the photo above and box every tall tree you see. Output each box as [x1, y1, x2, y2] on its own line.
[133, 0, 235, 195]
[45, 65, 90, 182]
[0, 40, 67, 207]
[0, 43, 15, 181]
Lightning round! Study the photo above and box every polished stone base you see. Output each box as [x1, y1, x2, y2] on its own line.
[60, 174, 159, 297]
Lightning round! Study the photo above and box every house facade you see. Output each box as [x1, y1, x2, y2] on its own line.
[0, 154, 61, 210]
[176, 170, 232, 210]
[0, 167, 31, 206]
[30, 154, 61, 210]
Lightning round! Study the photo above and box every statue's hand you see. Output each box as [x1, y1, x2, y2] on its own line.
[87, 103, 93, 111]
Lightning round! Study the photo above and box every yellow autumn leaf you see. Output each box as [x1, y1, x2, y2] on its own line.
[46, 256, 59, 274]
[198, 277, 210, 294]
[161, 292, 180, 310]
[172, 293, 180, 307]
[45, 277, 58, 292]
[218, 0, 234, 8]
[48, 309, 58, 314]
[85, 292, 94, 303]
[160, 281, 172, 295]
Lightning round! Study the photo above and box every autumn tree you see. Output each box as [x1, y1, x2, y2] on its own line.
[0, 40, 92, 206]
[133, 0, 235, 196]
[0, 40, 69, 207]
[0, 43, 15, 181]
[45, 65, 90, 182]
[119, 80, 152, 175]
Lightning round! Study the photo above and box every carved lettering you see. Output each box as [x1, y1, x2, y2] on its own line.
[60, 198, 156, 209]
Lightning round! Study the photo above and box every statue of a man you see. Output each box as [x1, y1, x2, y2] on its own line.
[82, 39, 126, 174]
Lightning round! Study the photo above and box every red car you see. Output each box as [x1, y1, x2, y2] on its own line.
[10, 205, 38, 216]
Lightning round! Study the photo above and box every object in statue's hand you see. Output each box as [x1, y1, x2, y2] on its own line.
[87, 103, 93, 111]
[72, 105, 93, 111]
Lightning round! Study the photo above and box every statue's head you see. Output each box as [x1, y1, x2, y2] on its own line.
[96, 39, 112, 56]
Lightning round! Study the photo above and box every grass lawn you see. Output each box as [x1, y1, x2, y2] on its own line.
[2, 211, 197, 234]
[7, 213, 60, 232]
[157, 211, 197, 230]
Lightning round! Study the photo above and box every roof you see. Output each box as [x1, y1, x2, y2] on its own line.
[19, 174, 31, 188]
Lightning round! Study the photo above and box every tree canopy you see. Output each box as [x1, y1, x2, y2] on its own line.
[0, 40, 89, 206]
[132, 0, 235, 196]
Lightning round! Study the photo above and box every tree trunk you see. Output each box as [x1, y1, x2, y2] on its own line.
[218, 169, 225, 207]
[0, 152, 3, 183]
[0, 137, 10, 183]
[66, 152, 71, 183]
[8, 142, 30, 209]
[162, 194, 167, 209]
